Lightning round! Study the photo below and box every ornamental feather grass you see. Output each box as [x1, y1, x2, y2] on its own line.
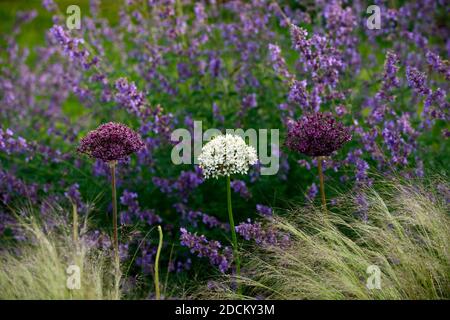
[201, 176, 450, 300]
[0, 204, 117, 300]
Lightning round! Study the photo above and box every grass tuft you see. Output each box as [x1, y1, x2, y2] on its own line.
[202, 177, 450, 300]
[0, 204, 117, 300]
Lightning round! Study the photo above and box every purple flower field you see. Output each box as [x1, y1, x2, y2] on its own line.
[0, 0, 449, 301]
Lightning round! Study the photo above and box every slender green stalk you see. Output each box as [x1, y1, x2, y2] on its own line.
[154, 225, 163, 300]
[226, 176, 240, 280]
[164, 242, 175, 298]
[317, 156, 327, 210]
[72, 203, 78, 243]
[109, 160, 120, 299]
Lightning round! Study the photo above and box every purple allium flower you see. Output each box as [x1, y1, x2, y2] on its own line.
[77, 122, 144, 162]
[285, 113, 352, 157]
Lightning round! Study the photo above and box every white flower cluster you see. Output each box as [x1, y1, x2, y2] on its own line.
[198, 134, 258, 179]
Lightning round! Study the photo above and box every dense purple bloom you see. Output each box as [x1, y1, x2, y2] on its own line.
[285, 113, 352, 157]
[77, 122, 144, 162]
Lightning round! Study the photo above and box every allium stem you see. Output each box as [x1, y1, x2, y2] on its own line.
[317, 156, 327, 210]
[226, 176, 241, 284]
[154, 225, 163, 300]
[109, 161, 120, 298]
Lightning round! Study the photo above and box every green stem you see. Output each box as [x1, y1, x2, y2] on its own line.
[72, 203, 78, 243]
[164, 242, 175, 297]
[226, 176, 240, 282]
[109, 161, 120, 299]
[317, 156, 327, 210]
[154, 225, 163, 300]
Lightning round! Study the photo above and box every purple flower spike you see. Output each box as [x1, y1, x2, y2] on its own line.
[285, 113, 352, 157]
[78, 122, 144, 162]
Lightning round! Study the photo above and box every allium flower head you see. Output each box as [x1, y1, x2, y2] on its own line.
[285, 112, 351, 157]
[198, 134, 258, 179]
[78, 122, 144, 162]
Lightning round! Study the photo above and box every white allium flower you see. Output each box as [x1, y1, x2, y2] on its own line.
[198, 134, 258, 179]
